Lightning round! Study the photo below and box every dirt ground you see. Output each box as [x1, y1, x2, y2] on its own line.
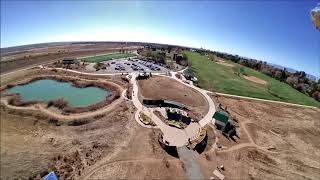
[243, 75, 267, 85]
[138, 76, 209, 120]
[0, 43, 141, 74]
[0, 99, 187, 180]
[215, 60, 234, 67]
[0, 69, 187, 179]
[197, 95, 320, 180]
[2, 66, 320, 179]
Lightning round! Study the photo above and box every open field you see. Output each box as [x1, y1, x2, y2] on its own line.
[81, 53, 136, 63]
[0, 68, 188, 179]
[137, 76, 209, 120]
[185, 51, 320, 107]
[0, 95, 186, 180]
[1, 65, 319, 179]
[0, 99, 136, 179]
[0, 43, 141, 75]
[196, 95, 320, 180]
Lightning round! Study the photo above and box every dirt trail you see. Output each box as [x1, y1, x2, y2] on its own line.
[213, 117, 279, 154]
[80, 116, 137, 179]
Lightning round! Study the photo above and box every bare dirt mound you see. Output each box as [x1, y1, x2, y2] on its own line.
[243, 75, 267, 85]
[137, 76, 209, 119]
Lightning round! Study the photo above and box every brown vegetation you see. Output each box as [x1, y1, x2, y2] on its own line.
[0, 100, 138, 179]
[215, 60, 234, 67]
[197, 95, 320, 179]
[1, 43, 141, 74]
[243, 75, 267, 85]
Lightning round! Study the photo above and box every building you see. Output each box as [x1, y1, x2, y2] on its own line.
[176, 54, 183, 62]
[212, 111, 229, 129]
[62, 58, 79, 65]
[173, 53, 184, 64]
[173, 53, 177, 60]
[213, 111, 237, 137]
[142, 99, 187, 109]
[136, 72, 150, 80]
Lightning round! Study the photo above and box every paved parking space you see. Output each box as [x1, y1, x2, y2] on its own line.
[85, 58, 169, 74]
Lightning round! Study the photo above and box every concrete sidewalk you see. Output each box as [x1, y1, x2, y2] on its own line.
[130, 73, 206, 147]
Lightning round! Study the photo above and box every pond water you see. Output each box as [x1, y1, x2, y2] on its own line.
[8, 79, 112, 107]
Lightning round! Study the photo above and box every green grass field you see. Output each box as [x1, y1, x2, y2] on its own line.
[81, 53, 136, 63]
[185, 51, 320, 107]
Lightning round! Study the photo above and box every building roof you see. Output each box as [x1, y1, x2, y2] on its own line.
[63, 57, 77, 61]
[213, 170, 225, 180]
[164, 100, 187, 109]
[212, 111, 229, 124]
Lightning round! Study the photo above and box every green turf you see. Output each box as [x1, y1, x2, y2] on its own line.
[81, 53, 136, 63]
[185, 51, 320, 107]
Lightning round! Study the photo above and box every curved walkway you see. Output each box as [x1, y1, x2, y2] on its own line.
[130, 72, 215, 147]
[168, 71, 216, 127]
[131, 73, 193, 147]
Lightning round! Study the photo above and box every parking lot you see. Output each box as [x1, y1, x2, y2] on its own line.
[85, 58, 170, 74]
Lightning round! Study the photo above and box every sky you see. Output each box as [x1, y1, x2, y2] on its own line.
[1, 0, 320, 77]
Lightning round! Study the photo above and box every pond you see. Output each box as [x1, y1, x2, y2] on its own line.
[8, 79, 112, 107]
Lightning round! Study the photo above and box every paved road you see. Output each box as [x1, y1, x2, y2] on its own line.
[177, 146, 204, 180]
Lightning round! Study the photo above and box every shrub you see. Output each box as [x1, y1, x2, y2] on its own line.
[49, 98, 68, 109]
[67, 119, 89, 126]
[48, 118, 61, 126]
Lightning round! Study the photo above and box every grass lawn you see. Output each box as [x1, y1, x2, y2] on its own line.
[185, 51, 320, 107]
[81, 53, 136, 63]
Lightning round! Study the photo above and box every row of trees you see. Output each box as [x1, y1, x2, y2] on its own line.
[137, 48, 167, 64]
[197, 49, 320, 102]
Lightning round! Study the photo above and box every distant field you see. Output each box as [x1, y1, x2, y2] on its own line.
[185, 51, 320, 107]
[81, 53, 136, 63]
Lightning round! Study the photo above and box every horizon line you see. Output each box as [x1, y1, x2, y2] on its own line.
[1, 40, 318, 78]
